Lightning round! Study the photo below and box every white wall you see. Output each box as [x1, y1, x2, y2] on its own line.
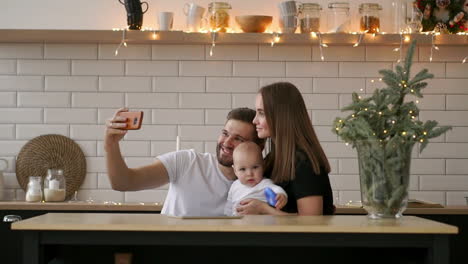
[1, 42, 467, 205]
[2, 0, 398, 31]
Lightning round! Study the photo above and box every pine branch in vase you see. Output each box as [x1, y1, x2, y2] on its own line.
[332, 40, 452, 218]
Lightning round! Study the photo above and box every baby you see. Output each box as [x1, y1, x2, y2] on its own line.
[224, 142, 287, 216]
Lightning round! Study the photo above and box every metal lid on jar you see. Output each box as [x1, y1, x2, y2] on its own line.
[300, 3, 322, 11]
[359, 3, 382, 12]
[208, 2, 232, 10]
[328, 2, 350, 9]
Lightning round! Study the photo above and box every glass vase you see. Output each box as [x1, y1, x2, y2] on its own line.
[355, 139, 414, 219]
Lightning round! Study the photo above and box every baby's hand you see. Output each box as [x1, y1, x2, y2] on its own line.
[275, 194, 287, 209]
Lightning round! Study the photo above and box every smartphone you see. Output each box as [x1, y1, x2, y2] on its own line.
[117, 111, 144, 130]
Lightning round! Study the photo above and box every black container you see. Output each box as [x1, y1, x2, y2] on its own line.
[118, 0, 149, 30]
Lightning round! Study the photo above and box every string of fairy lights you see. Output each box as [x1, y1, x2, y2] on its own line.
[112, 26, 467, 64]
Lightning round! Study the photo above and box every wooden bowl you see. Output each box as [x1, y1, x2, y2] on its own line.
[235, 15, 273, 33]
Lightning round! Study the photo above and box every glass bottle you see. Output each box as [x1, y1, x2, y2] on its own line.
[44, 169, 66, 202]
[25, 176, 42, 202]
[298, 3, 322, 33]
[406, 1, 423, 33]
[208, 2, 232, 32]
[327, 2, 350, 33]
[391, 0, 407, 33]
[359, 3, 382, 33]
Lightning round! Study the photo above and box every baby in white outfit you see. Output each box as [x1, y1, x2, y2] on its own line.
[224, 142, 287, 216]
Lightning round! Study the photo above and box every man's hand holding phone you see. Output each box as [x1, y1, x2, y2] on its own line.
[105, 108, 143, 147]
[118, 111, 144, 130]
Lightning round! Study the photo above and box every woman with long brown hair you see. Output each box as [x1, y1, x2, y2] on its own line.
[236, 82, 335, 215]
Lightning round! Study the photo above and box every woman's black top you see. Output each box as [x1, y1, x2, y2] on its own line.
[267, 150, 335, 215]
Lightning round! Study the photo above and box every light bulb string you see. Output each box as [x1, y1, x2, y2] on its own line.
[114, 29, 127, 56]
[398, 33, 404, 63]
[209, 31, 217, 57]
[270, 32, 280, 47]
[393, 33, 404, 64]
[353, 30, 368, 48]
[317, 32, 326, 61]
[110, 28, 467, 63]
[429, 31, 440, 62]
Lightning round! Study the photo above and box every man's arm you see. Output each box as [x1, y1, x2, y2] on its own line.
[105, 143, 169, 191]
[104, 107, 170, 191]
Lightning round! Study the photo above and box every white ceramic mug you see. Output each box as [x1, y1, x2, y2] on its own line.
[0, 159, 8, 201]
[158, 11, 174, 31]
[184, 3, 205, 32]
[279, 15, 298, 33]
[278, 0, 300, 16]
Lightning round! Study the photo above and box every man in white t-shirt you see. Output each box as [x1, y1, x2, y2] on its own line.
[104, 107, 263, 216]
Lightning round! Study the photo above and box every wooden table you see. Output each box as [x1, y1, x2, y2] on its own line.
[12, 213, 458, 264]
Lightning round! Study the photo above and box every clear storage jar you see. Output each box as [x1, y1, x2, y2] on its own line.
[298, 3, 322, 33]
[44, 169, 66, 202]
[359, 3, 382, 33]
[327, 2, 350, 32]
[208, 2, 232, 32]
[25, 176, 42, 202]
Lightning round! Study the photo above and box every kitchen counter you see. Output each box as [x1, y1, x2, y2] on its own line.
[1, 201, 467, 215]
[336, 205, 468, 215]
[0, 201, 163, 212]
[3, 203, 467, 263]
[12, 213, 458, 233]
[12, 213, 457, 264]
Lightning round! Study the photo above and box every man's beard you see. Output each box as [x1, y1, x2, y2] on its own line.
[216, 143, 233, 167]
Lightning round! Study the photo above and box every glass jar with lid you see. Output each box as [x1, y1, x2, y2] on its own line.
[208, 2, 232, 32]
[298, 3, 322, 33]
[359, 3, 382, 33]
[25, 176, 42, 202]
[327, 2, 350, 33]
[44, 169, 66, 202]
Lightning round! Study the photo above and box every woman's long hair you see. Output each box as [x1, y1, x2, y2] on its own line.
[260, 82, 330, 183]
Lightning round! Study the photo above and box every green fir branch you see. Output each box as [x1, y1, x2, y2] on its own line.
[332, 40, 452, 154]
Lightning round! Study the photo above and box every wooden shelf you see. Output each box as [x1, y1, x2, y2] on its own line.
[1, 29, 467, 45]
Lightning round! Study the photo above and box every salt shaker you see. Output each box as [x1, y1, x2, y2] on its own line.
[44, 169, 66, 202]
[25, 176, 43, 202]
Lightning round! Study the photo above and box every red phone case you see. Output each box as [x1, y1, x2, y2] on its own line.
[118, 111, 143, 130]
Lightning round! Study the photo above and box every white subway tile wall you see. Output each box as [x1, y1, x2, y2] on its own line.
[0, 43, 467, 206]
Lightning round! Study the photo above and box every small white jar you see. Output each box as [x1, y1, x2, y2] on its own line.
[25, 176, 43, 202]
[44, 169, 66, 202]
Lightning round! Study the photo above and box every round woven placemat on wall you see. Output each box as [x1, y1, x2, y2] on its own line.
[16, 134, 86, 200]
